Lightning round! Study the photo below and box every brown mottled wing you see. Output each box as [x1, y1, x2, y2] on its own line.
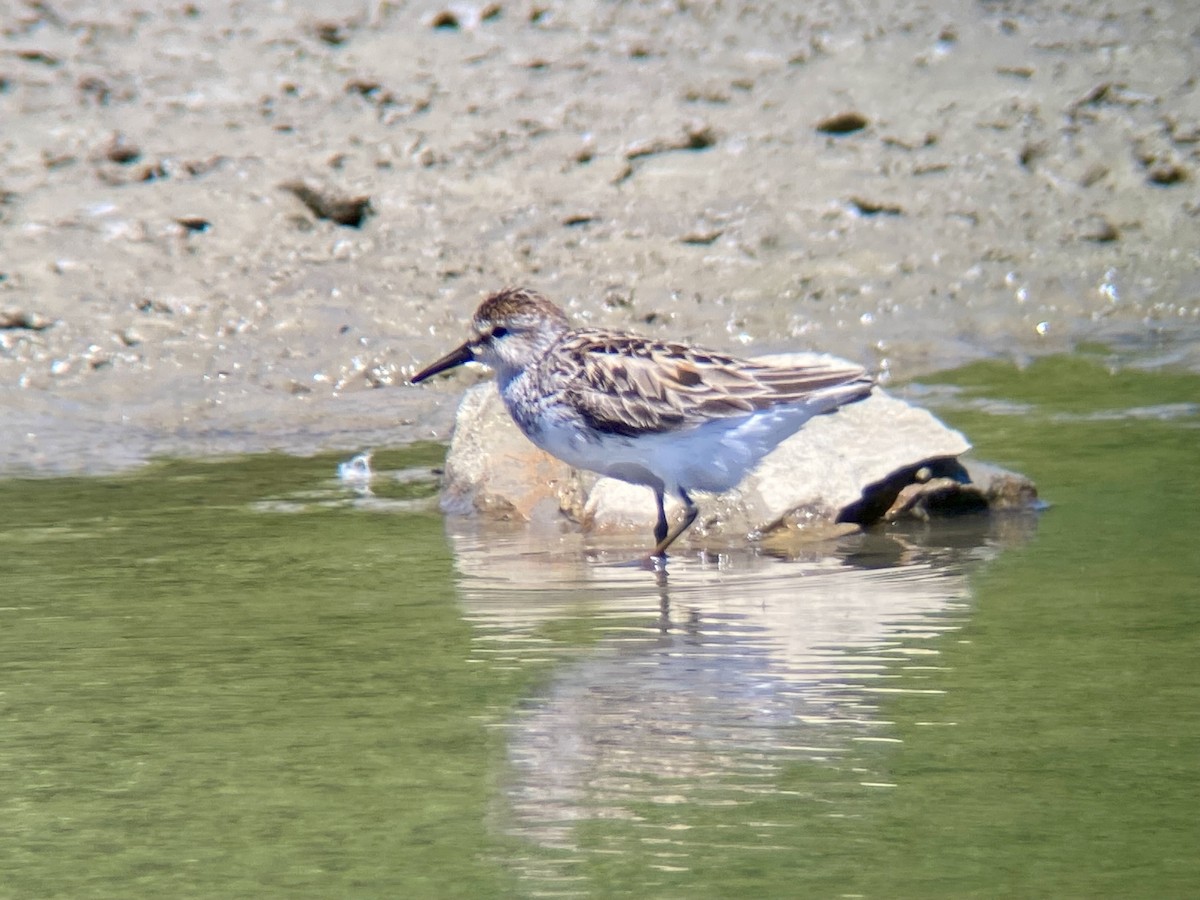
[559, 331, 871, 438]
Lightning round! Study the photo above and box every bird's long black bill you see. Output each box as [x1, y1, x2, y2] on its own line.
[410, 342, 474, 383]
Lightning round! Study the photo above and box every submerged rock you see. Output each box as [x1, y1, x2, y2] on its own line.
[435, 373, 1037, 548]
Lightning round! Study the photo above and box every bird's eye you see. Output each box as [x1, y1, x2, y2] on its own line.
[491, 326, 509, 339]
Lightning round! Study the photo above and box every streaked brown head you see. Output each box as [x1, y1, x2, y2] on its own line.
[410, 288, 572, 384]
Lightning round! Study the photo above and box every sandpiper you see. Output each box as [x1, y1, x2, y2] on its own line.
[411, 288, 873, 559]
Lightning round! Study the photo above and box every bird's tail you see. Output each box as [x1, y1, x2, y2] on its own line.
[804, 371, 874, 416]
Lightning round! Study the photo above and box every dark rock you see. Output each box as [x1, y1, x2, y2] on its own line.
[816, 111, 869, 135]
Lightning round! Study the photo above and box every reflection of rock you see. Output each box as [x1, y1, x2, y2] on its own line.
[446, 519, 1037, 853]
[436, 374, 1038, 549]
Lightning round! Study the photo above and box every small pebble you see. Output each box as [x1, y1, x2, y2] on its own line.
[281, 181, 372, 227]
[816, 111, 868, 135]
[1078, 215, 1119, 243]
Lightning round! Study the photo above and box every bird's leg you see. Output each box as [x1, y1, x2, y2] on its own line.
[652, 488, 670, 546]
[650, 488, 699, 558]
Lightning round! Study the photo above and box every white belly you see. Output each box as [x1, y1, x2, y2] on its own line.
[524, 403, 826, 495]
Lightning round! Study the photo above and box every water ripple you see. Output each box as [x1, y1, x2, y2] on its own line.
[441, 516, 1034, 874]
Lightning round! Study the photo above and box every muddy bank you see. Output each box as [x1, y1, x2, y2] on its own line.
[2, 1, 1198, 474]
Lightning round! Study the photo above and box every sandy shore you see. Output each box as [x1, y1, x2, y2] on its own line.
[2, 0, 1198, 474]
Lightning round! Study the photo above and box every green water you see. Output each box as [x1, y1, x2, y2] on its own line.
[0, 447, 539, 897]
[870, 357, 1200, 897]
[1, 356, 1197, 897]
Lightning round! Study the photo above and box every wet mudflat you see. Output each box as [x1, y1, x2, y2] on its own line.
[4, 1, 1200, 474]
[1, 356, 1196, 897]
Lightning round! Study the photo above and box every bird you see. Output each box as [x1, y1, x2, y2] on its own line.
[410, 287, 874, 559]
